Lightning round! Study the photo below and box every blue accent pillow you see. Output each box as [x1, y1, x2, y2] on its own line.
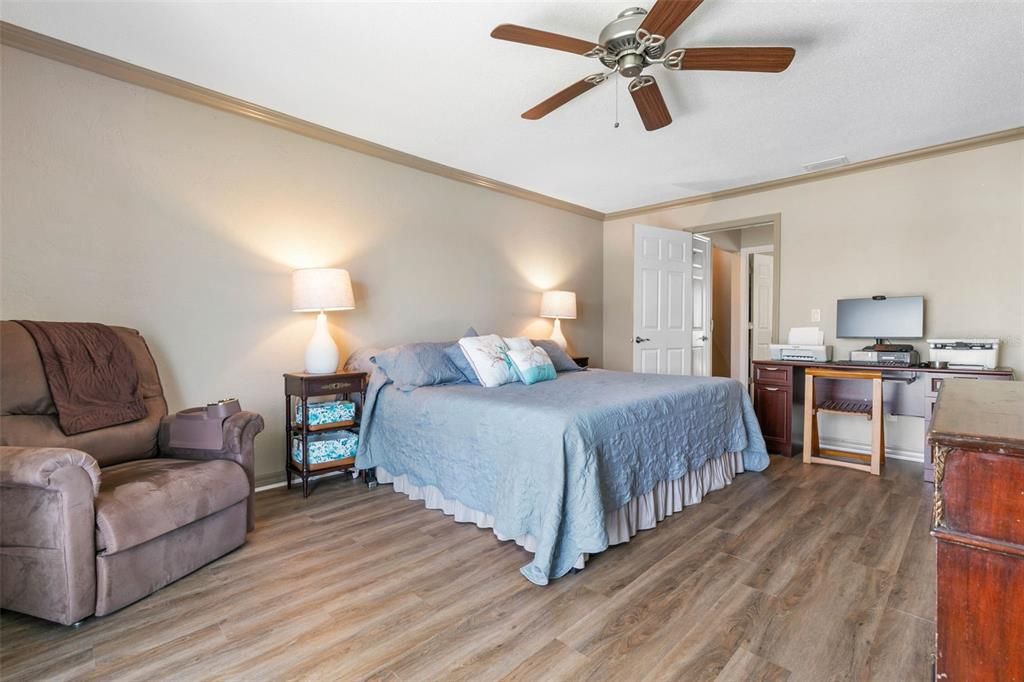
[446, 326, 481, 384]
[531, 339, 583, 372]
[372, 342, 465, 391]
[445, 344, 480, 385]
[507, 347, 557, 385]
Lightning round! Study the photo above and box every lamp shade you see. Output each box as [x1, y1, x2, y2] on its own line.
[539, 290, 577, 319]
[291, 268, 355, 312]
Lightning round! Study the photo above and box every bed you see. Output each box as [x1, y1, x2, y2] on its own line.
[355, 367, 768, 585]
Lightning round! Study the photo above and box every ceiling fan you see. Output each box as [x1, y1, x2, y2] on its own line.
[491, 1, 795, 131]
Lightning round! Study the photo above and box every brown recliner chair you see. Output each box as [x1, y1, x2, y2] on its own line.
[0, 322, 264, 625]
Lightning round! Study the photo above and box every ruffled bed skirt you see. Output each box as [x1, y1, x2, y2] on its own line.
[376, 451, 745, 571]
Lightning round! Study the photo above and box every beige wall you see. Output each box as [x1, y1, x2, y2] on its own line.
[605, 139, 1024, 458]
[701, 224, 774, 253]
[0, 47, 604, 483]
[741, 224, 774, 249]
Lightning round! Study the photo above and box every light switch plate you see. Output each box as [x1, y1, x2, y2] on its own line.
[810, 309, 821, 322]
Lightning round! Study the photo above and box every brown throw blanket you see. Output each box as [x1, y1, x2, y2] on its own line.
[15, 321, 147, 435]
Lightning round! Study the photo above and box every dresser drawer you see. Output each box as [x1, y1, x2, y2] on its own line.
[942, 449, 1024, 546]
[926, 372, 1012, 397]
[926, 373, 980, 398]
[753, 364, 792, 386]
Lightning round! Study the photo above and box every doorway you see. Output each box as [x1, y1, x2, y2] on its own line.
[740, 246, 776, 379]
[696, 216, 781, 388]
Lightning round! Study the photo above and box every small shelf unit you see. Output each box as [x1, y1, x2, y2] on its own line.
[283, 371, 369, 497]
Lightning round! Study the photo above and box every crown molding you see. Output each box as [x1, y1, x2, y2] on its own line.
[4, 21, 1021, 225]
[0, 21, 604, 221]
[604, 127, 1024, 220]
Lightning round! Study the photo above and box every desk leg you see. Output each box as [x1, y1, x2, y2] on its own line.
[871, 377, 884, 475]
[803, 372, 815, 464]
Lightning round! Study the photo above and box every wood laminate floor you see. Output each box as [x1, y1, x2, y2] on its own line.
[0, 456, 935, 681]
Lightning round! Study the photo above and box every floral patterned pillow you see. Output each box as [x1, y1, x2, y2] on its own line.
[457, 334, 515, 387]
[507, 347, 557, 385]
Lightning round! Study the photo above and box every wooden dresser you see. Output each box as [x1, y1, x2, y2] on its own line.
[929, 379, 1024, 680]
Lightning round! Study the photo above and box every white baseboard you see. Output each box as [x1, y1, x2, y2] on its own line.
[255, 480, 287, 492]
[818, 438, 924, 464]
[254, 469, 356, 492]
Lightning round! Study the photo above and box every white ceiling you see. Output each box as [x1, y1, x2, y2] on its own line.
[4, 1, 1023, 213]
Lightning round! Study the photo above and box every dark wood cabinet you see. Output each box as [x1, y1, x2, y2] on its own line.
[753, 382, 791, 455]
[930, 380, 1024, 681]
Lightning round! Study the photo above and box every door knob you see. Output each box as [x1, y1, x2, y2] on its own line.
[635, 336, 651, 344]
[699, 335, 709, 341]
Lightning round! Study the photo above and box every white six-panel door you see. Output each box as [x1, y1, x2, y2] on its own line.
[690, 234, 711, 376]
[751, 252, 775, 361]
[632, 225, 710, 376]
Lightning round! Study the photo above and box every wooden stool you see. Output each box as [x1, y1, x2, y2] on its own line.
[802, 367, 885, 475]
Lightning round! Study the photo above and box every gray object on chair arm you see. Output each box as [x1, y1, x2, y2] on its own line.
[158, 410, 265, 531]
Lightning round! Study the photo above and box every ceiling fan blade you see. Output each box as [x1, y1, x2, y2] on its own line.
[638, 0, 704, 40]
[491, 24, 601, 56]
[629, 77, 672, 131]
[522, 75, 606, 120]
[680, 47, 796, 72]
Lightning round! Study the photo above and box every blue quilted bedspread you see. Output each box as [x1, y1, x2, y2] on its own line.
[355, 369, 768, 585]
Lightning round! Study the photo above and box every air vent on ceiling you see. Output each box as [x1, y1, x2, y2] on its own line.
[802, 155, 850, 173]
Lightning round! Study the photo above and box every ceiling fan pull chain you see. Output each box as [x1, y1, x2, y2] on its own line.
[614, 80, 620, 129]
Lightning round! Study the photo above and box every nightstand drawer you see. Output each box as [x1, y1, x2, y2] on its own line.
[305, 375, 364, 396]
[753, 364, 792, 386]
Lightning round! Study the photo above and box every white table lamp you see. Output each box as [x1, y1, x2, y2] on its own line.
[292, 268, 355, 374]
[540, 290, 577, 350]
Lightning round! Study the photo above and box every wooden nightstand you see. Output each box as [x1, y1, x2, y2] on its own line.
[572, 356, 590, 368]
[284, 371, 370, 497]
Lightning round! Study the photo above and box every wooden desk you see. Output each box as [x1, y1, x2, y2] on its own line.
[929, 380, 1024, 679]
[751, 360, 1013, 480]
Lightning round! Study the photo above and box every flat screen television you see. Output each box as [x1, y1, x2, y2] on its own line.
[836, 295, 924, 341]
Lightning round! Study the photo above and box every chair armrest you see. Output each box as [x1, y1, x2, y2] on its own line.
[0, 446, 100, 495]
[0, 446, 99, 625]
[158, 411, 265, 531]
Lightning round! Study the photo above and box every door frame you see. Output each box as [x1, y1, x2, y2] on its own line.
[692, 213, 782, 387]
[740, 245, 775, 388]
[692, 233, 712, 376]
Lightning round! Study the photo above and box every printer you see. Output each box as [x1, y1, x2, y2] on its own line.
[928, 339, 1001, 370]
[770, 327, 833, 363]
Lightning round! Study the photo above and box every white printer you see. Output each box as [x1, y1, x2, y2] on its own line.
[927, 339, 1001, 370]
[770, 327, 833, 363]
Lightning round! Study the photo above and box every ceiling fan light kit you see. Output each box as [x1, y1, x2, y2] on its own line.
[491, 1, 796, 131]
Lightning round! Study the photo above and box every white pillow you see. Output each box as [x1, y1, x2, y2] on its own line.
[503, 336, 533, 352]
[458, 334, 515, 387]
